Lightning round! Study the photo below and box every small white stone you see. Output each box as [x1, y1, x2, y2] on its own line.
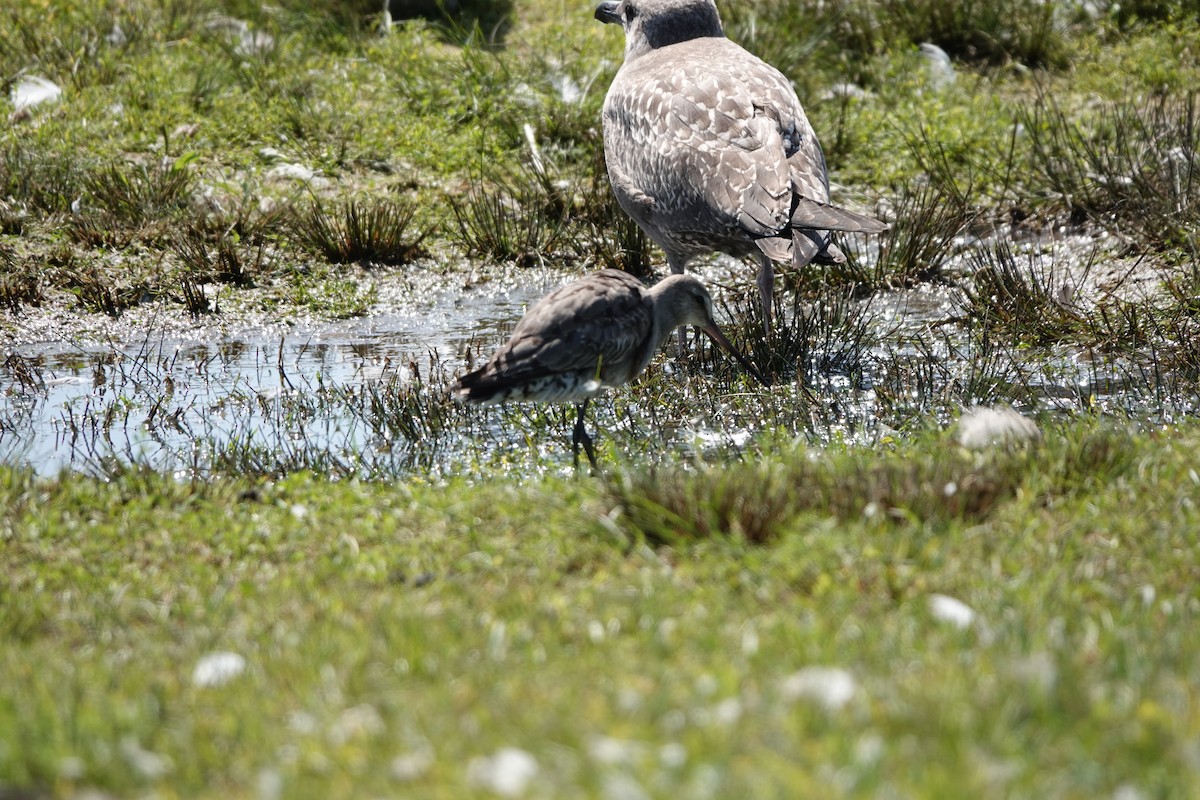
[1010, 652, 1057, 693]
[488, 621, 508, 661]
[929, 594, 976, 629]
[11, 75, 62, 111]
[235, 30, 275, 56]
[288, 710, 317, 735]
[267, 163, 316, 182]
[466, 747, 538, 797]
[854, 733, 884, 765]
[780, 667, 857, 711]
[821, 82, 870, 101]
[106, 22, 127, 47]
[192, 651, 247, 687]
[919, 42, 956, 89]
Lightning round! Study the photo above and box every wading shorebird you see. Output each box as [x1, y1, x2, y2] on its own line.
[595, 0, 887, 329]
[451, 268, 765, 467]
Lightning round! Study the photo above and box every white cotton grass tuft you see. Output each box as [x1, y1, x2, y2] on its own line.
[191, 651, 247, 687]
[11, 75, 62, 112]
[466, 747, 539, 797]
[780, 666, 857, 711]
[956, 405, 1041, 450]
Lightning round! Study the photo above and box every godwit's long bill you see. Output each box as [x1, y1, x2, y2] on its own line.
[451, 269, 766, 467]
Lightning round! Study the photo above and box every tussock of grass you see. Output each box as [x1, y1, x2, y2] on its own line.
[447, 161, 571, 267]
[290, 196, 432, 266]
[172, 225, 264, 288]
[0, 256, 43, 313]
[0, 143, 88, 216]
[609, 434, 1030, 544]
[339, 361, 460, 467]
[1021, 89, 1200, 251]
[607, 420, 1139, 547]
[722, 284, 880, 385]
[54, 263, 145, 318]
[840, 179, 972, 291]
[962, 238, 1087, 346]
[68, 157, 197, 248]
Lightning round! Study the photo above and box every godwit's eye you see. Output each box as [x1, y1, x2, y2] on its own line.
[624, 3, 637, 21]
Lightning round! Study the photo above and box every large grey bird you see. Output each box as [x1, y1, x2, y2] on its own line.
[451, 269, 764, 466]
[595, 0, 886, 327]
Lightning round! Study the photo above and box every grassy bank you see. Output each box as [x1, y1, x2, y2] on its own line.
[2, 418, 1198, 797]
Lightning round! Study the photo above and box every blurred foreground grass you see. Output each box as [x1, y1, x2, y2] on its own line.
[2, 417, 1197, 797]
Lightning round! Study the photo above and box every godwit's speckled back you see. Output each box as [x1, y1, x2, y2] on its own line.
[451, 269, 739, 405]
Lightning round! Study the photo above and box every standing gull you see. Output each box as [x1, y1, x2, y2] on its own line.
[451, 269, 764, 467]
[595, 0, 887, 327]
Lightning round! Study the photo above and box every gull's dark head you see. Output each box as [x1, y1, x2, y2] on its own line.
[595, 0, 725, 60]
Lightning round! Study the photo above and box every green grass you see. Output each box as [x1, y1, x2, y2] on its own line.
[1, 418, 1198, 797]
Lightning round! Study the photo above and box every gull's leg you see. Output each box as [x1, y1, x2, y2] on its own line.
[756, 253, 775, 336]
[667, 254, 690, 355]
[572, 398, 597, 469]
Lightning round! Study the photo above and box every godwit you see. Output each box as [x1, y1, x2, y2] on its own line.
[595, 0, 887, 329]
[451, 268, 765, 466]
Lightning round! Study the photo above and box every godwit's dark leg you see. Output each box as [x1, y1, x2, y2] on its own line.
[572, 398, 597, 469]
[667, 255, 690, 356]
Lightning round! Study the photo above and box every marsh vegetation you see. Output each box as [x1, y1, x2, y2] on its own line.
[2, 0, 1199, 796]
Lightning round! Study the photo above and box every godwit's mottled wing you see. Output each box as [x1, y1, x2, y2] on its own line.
[456, 270, 653, 403]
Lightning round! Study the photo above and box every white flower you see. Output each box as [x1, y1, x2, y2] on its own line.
[780, 667, 857, 711]
[192, 651, 247, 687]
[466, 747, 538, 797]
[391, 745, 434, 781]
[928, 594, 976, 629]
